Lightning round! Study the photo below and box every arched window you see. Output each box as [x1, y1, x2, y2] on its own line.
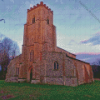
[54, 61, 59, 70]
[30, 50, 34, 62]
[66, 54, 68, 57]
[32, 17, 35, 23]
[47, 18, 49, 24]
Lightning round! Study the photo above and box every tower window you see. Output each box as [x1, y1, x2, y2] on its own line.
[54, 61, 59, 70]
[47, 19, 49, 24]
[32, 17, 35, 23]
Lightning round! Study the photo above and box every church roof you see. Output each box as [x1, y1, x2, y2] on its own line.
[66, 55, 90, 64]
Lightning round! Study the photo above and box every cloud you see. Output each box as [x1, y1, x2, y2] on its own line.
[55, 0, 63, 4]
[17, 41, 22, 53]
[30, 4, 33, 8]
[76, 53, 100, 65]
[10, 0, 14, 3]
[80, 32, 100, 45]
[68, 39, 78, 45]
[55, 0, 58, 2]
[57, 32, 100, 54]
[60, 0, 63, 4]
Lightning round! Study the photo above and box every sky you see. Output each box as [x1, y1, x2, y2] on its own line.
[0, 0, 100, 56]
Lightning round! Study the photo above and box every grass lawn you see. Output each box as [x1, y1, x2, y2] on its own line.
[0, 80, 100, 100]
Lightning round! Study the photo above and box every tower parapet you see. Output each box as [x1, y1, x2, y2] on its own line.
[27, 1, 53, 14]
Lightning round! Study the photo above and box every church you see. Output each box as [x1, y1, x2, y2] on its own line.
[5, 1, 94, 86]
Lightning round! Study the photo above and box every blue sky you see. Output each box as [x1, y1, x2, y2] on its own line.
[0, 0, 100, 55]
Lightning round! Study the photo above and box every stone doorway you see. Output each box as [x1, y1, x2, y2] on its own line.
[30, 69, 32, 82]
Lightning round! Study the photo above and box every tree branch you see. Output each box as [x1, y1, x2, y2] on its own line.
[0, 19, 5, 23]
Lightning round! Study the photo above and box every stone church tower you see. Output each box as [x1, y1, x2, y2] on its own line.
[5, 1, 94, 86]
[22, 1, 56, 82]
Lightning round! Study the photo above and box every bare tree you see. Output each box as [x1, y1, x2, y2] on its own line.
[11, 42, 20, 59]
[1, 37, 20, 58]
[2, 38, 12, 53]
[0, 50, 9, 79]
[0, 37, 20, 79]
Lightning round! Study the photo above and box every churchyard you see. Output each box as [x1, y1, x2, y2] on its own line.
[0, 80, 100, 100]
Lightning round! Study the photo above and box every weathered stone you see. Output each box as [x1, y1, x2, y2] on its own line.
[5, 2, 94, 86]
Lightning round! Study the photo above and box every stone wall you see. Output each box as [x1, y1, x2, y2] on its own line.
[41, 51, 78, 86]
[72, 58, 94, 85]
[5, 55, 22, 82]
[65, 78, 78, 86]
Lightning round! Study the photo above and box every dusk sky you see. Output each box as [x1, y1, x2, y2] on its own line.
[0, 0, 100, 56]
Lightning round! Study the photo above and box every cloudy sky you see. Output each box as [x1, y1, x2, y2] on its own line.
[0, 0, 100, 56]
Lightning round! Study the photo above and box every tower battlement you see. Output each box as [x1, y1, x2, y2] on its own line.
[27, 1, 53, 14]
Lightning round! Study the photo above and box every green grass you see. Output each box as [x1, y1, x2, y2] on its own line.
[0, 80, 100, 100]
